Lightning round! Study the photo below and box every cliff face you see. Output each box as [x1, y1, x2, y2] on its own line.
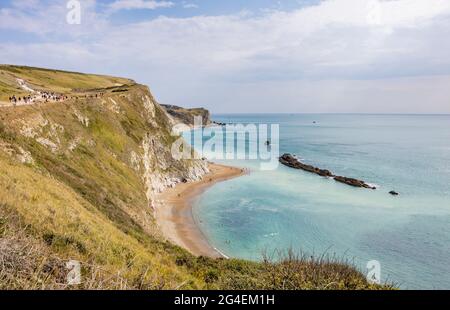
[161, 104, 211, 127]
[0, 67, 210, 208]
[1, 71, 208, 210]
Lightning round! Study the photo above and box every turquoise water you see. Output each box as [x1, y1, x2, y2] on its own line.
[186, 114, 450, 289]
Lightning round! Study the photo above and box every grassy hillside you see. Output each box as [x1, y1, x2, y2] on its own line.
[0, 65, 133, 101]
[0, 65, 392, 290]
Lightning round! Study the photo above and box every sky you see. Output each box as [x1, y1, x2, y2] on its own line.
[1, 0, 450, 113]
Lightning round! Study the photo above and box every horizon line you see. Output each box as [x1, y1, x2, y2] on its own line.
[211, 112, 450, 116]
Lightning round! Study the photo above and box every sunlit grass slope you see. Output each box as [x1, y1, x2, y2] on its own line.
[0, 65, 133, 101]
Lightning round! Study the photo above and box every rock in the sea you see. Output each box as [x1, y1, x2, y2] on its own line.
[389, 191, 399, 196]
[279, 154, 333, 177]
[279, 153, 376, 190]
[333, 176, 376, 190]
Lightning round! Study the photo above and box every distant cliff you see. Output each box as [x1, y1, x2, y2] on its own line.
[161, 104, 211, 127]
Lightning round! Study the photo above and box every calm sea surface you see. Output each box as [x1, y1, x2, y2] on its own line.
[185, 114, 450, 289]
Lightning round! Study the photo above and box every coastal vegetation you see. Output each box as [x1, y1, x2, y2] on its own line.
[0, 65, 393, 290]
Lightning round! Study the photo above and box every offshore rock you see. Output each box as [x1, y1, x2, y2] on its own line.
[279, 153, 376, 190]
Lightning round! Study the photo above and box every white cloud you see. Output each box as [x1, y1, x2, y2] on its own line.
[108, 0, 174, 12]
[1, 0, 450, 113]
[183, 3, 198, 9]
[11, 0, 41, 10]
[0, 0, 105, 36]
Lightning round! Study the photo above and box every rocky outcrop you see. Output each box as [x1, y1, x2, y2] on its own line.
[142, 131, 208, 206]
[333, 176, 375, 189]
[124, 89, 209, 207]
[212, 121, 226, 126]
[161, 104, 211, 127]
[279, 153, 376, 190]
[279, 153, 333, 177]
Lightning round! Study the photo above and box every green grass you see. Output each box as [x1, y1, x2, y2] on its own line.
[0, 163, 200, 289]
[0, 65, 134, 101]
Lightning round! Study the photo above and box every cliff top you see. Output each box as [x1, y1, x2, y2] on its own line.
[0, 65, 134, 102]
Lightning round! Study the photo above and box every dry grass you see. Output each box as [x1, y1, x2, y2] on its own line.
[169, 249, 395, 290]
[0, 205, 167, 290]
[258, 249, 394, 290]
[0, 154, 202, 289]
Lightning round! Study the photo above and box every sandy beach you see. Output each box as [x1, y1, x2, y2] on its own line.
[155, 163, 246, 258]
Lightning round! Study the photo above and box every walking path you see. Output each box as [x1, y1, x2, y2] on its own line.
[0, 79, 68, 108]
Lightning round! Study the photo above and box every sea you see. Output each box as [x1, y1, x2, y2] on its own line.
[184, 114, 450, 289]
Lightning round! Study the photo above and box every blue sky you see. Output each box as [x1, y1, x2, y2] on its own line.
[1, 0, 450, 113]
[1, 0, 322, 41]
[103, 0, 322, 20]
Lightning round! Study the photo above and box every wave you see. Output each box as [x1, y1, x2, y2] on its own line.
[263, 232, 279, 238]
[366, 183, 380, 189]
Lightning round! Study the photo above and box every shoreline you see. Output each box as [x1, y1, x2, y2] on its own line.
[155, 163, 247, 258]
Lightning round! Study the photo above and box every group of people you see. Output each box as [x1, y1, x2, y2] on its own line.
[7, 90, 108, 107]
[40, 91, 68, 102]
[8, 91, 69, 106]
[8, 95, 31, 104]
